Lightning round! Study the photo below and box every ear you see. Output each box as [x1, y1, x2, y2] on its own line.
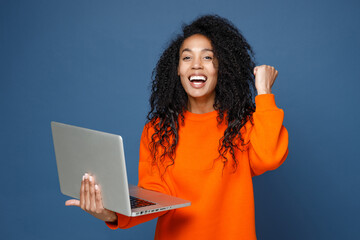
[177, 66, 180, 76]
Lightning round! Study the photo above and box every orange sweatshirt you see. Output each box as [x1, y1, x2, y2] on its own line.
[106, 94, 288, 240]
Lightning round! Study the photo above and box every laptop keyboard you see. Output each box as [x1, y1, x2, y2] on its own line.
[130, 196, 156, 209]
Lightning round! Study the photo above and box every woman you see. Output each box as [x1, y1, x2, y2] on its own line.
[66, 15, 288, 239]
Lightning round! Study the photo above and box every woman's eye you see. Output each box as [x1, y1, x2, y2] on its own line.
[204, 56, 213, 60]
[182, 56, 191, 60]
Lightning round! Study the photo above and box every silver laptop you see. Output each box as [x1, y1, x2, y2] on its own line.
[51, 121, 190, 217]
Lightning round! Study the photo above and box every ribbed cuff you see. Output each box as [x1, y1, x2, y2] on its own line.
[255, 94, 277, 111]
[105, 213, 132, 229]
[105, 220, 118, 230]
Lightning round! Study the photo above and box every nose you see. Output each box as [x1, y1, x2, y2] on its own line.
[191, 56, 203, 69]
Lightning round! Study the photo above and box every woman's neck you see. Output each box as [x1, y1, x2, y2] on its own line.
[187, 97, 215, 114]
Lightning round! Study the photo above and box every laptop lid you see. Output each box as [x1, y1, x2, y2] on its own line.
[51, 121, 191, 217]
[51, 121, 132, 215]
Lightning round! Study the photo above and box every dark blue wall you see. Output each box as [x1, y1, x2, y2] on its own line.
[1, 0, 359, 239]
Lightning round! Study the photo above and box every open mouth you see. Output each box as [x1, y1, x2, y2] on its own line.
[189, 75, 207, 86]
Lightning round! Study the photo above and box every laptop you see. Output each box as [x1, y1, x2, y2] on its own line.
[51, 121, 190, 217]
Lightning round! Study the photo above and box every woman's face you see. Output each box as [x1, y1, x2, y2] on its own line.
[178, 34, 218, 108]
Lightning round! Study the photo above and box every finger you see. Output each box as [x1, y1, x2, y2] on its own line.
[84, 173, 91, 211]
[95, 184, 104, 213]
[89, 175, 96, 212]
[80, 174, 85, 209]
[253, 66, 258, 75]
[65, 199, 80, 207]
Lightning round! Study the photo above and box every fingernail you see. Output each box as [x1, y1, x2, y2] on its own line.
[95, 185, 99, 190]
[84, 173, 89, 179]
[89, 176, 93, 182]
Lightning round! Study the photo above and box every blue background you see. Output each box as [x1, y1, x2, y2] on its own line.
[1, 0, 359, 239]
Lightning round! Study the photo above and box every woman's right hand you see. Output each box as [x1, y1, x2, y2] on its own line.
[65, 173, 118, 223]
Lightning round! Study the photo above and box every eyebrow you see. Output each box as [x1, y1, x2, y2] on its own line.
[181, 48, 214, 54]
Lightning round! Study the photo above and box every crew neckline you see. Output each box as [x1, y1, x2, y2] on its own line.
[184, 110, 218, 121]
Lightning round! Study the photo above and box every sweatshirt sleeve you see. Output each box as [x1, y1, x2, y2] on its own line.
[248, 94, 289, 176]
[105, 124, 170, 229]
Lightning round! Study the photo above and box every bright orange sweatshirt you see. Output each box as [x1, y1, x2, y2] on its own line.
[107, 94, 288, 240]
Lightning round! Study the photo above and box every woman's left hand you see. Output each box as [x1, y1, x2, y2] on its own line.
[253, 65, 278, 95]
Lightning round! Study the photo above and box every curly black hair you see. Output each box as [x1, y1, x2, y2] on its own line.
[147, 14, 256, 173]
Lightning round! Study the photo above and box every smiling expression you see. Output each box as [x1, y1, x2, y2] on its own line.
[178, 34, 218, 111]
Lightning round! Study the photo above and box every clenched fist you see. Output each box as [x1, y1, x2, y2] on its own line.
[253, 65, 278, 95]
